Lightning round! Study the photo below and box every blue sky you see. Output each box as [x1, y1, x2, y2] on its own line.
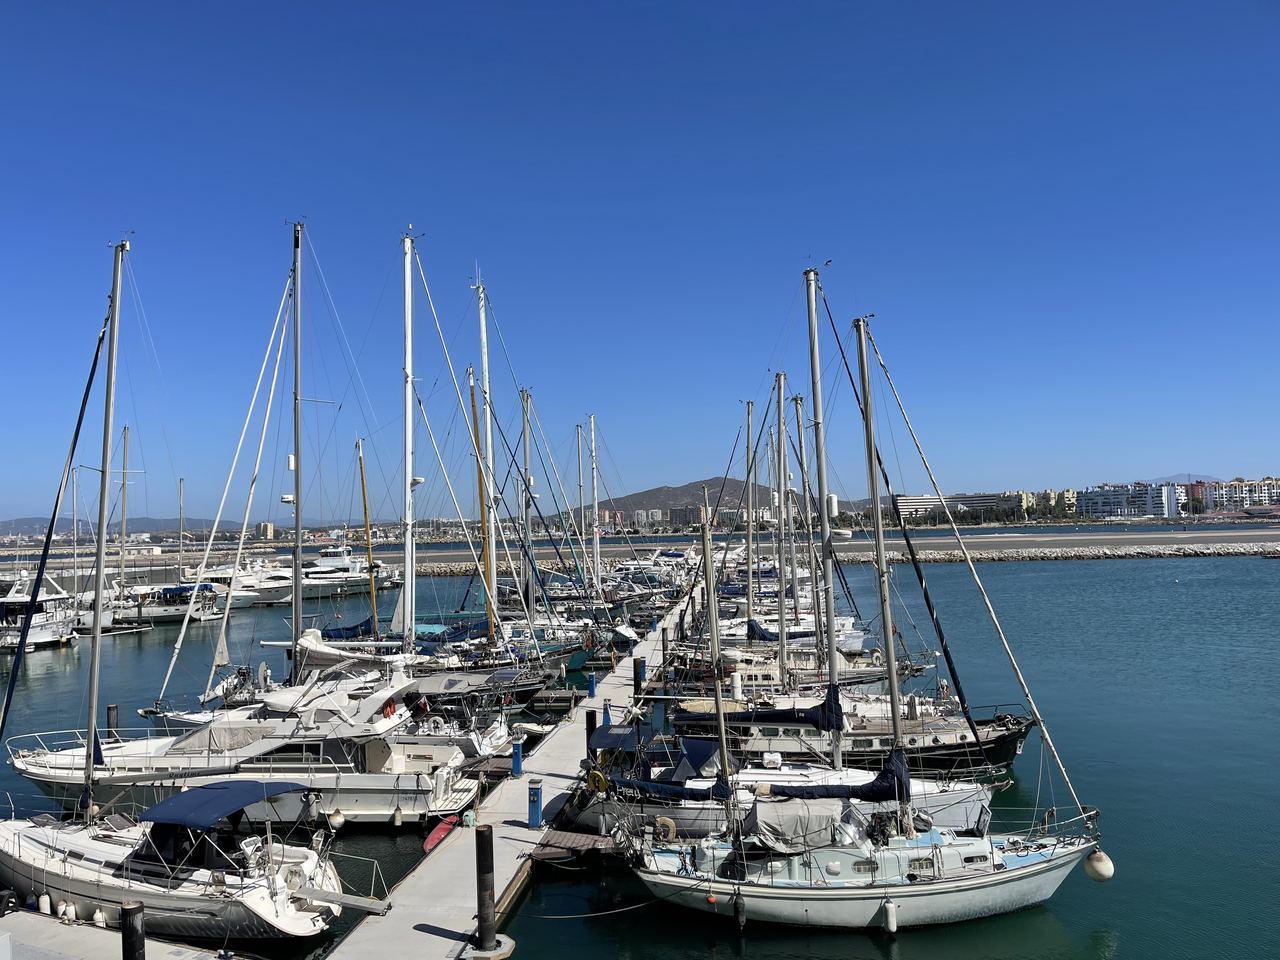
[2, 2, 1276, 523]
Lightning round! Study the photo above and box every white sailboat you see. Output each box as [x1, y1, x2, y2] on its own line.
[0, 240, 348, 941]
[623, 269, 1112, 930]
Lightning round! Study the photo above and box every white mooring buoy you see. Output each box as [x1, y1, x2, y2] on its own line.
[883, 898, 898, 934]
[1084, 849, 1115, 882]
[37, 893, 51, 915]
[92, 907, 106, 928]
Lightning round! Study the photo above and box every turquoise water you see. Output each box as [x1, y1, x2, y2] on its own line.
[505, 558, 1280, 959]
[2, 559, 1276, 958]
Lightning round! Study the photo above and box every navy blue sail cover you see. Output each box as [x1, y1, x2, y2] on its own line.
[746, 618, 815, 644]
[766, 748, 910, 803]
[141, 781, 308, 830]
[321, 616, 377, 640]
[610, 776, 731, 802]
[675, 682, 844, 733]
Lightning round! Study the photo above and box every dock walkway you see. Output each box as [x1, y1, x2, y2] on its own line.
[328, 593, 694, 960]
[0, 910, 218, 960]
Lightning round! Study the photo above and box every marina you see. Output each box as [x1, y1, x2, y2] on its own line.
[3, 6, 1276, 959]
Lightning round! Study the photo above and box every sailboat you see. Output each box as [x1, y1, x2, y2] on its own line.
[0, 240, 347, 940]
[622, 268, 1112, 930]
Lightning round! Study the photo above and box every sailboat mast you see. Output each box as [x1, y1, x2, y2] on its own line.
[745, 400, 753, 624]
[521, 389, 535, 611]
[470, 371, 495, 639]
[589, 414, 600, 587]
[774, 372, 788, 687]
[477, 283, 498, 622]
[119, 424, 128, 585]
[290, 222, 303, 675]
[792, 395, 815, 627]
[854, 318, 903, 740]
[699, 488, 735, 828]
[576, 423, 585, 554]
[402, 232, 415, 650]
[177, 477, 184, 577]
[84, 239, 126, 815]
[803, 267, 842, 770]
[72, 469, 78, 594]
[357, 439, 379, 642]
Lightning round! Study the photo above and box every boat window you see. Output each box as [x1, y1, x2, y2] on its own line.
[909, 857, 934, 872]
[963, 855, 989, 865]
[760, 727, 780, 737]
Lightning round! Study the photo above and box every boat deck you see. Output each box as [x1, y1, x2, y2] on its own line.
[327, 592, 693, 960]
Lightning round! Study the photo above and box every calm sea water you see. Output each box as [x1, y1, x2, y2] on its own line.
[2, 559, 1276, 958]
[505, 557, 1280, 960]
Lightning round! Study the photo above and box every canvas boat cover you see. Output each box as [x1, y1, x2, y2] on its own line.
[744, 797, 844, 855]
[141, 781, 307, 830]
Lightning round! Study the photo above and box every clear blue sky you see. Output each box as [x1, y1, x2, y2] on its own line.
[2, 2, 1276, 523]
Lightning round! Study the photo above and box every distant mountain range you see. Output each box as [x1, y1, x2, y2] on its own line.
[596, 477, 858, 514]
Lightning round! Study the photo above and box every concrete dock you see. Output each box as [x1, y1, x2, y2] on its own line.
[328, 594, 693, 960]
[0, 910, 218, 960]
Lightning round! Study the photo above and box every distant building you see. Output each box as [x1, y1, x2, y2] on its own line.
[892, 492, 1021, 518]
[1205, 478, 1280, 512]
[255, 521, 275, 540]
[647, 508, 665, 524]
[633, 509, 648, 526]
[1077, 482, 1184, 519]
[668, 505, 706, 526]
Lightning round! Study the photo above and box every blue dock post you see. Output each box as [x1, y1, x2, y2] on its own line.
[602, 699, 612, 726]
[527, 777, 543, 829]
[587, 672, 597, 697]
[511, 738, 523, 778]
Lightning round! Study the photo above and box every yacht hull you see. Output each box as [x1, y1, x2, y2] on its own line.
[635, 842, 1092, 928]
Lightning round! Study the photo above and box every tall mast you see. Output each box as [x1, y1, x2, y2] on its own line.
[118, 424, 128, 586]
[576, 424, 585, 563]
[72, 469, 78, 594]
[745, 400, 753, 624]
[290, 222, 303, 675]
[774, 372, 788, 687]
[84, 239, 126, 816]
[357, 438, 379, 642]
[803, 267, 842, 769]
[477, 282, 497, 623]
[469, 370, 495, 639]
[855, 316, 910, 830]
[792, 394, 816, 629]
[699, 487, 735, 829]
[402, 232, 416, 650]
[521, 389, 535, 612]
[177, 477, 184, 577]
[589, 414, 600, 587]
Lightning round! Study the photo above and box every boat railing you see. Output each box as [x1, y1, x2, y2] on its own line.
[328, 848, 390, 903]
[6, 727, 179, 763]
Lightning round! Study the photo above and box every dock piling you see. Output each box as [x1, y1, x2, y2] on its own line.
[474, 825, 497, 952]
[106, 704, 118, 738]
[121, 900, 144, 960]
[585, 709, 597, 760]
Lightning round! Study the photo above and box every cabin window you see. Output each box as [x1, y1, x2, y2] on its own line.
[909, 857, 934, 872]
[963, 855, 989, 865]
[760, 727, 780, 737]
[850, 739, 874, 750]
[853, 859, 877, 874]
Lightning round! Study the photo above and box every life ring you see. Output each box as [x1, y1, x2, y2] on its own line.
[586, 769, 608, 794]
[382, 698, 396, 719]
[654, 816, 677, 842]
